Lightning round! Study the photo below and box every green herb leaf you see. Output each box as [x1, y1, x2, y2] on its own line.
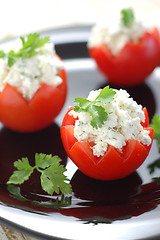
[95, 86, 116, 103]
[148, 158, 160, 174]
[89, 105, 108, 129]
[0, 33, 50, 67]
[0, 50, 5, 58]
[74, 86, 116, 128]
[7, 153, 72, 196]
[17, 33, 49, 59]
[152, 177, 160, 185]
[150, 114, 160, 149]
[14, 157, 33, 170]
[8, 55, 16, 67]
[121, 8, 135, 28]
[7, 157, 33, 185]
[35, 153, 60, 169]
[41, 163, 72, 195]
[74, 98, 91, 110]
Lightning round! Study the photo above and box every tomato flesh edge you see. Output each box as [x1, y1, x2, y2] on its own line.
[141, 107, 149, 127]
[62, 106, 78, 126]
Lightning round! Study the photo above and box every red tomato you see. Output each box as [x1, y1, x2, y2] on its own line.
[141, 107, 149, 128]
[61, 107, 154, 180]
[89, 28, 160, 86]
[0, 55, 67, 132]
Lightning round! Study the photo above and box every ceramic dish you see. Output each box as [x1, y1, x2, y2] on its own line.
[0, 26, 160, 240]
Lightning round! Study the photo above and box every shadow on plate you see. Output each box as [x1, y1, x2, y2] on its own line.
[58, 170, 160, 223]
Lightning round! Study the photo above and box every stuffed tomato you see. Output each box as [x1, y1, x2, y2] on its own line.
[88, 8, 160, 86]
[0, 33, 67, 132]
[61, 86, 154, 180]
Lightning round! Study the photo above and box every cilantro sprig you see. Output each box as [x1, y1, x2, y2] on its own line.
[147, 114, 160, 176]
[121, 8, 135, 28]
[74, 86, 116, 129]
[0, 33, 50, 67]
[7, 153, 72, 196]
[150, 114, 160, 150]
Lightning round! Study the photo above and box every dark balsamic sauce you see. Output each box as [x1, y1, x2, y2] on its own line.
[0, 53, 160, 224]
[0, 120, 159, 224]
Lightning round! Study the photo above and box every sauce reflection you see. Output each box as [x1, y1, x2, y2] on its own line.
[60, 170, 160, 223]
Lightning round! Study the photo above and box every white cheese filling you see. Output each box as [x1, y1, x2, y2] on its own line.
[69, 89, 151, 157]
[88, 12, 149, 55]
[0, 42, 63, 99]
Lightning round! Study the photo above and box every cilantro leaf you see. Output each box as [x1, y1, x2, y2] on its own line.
[41, 163, 72, 195]
[0, 33, 50, 67]
[17, 33, 49, 59]
[7, 153, 72, 196]
[148, 158, 160, 174]
[7, 157, 33, 185]
[35, 153, 60, 169]
[89, 105, 108, 129]
[74, 98, 91, 110]
[150, 114, 160, 149]
[7, 169, 33, 185]
[14, 157, 33, 170]
[74, 86, 116, 129]
[121, 8, 135, 28]
[0, 50, 5, 58]
[8, 54, 16, 67]
[152, 177, 160, 185]
[95, 86, 116, 103]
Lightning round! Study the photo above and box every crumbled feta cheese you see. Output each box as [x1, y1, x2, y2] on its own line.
[88, 11, 149, 55]
[0, 42, 64, 99]
[69, 89, 151, 157]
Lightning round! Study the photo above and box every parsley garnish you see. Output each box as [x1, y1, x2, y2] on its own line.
[74, 86, 116, 129]
[121, 8, 135, 28]
[152, 177, 160, 185]
[0, 33, 50, 67]
[7, 153, 72, 195]
[150, 114, 160, 150]
[148, 158, 160, 174]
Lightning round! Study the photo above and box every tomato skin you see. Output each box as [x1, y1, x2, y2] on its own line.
[89, 28, 160, 86]
[61, 107, 154, 180]
[0, 56, 67, 132]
